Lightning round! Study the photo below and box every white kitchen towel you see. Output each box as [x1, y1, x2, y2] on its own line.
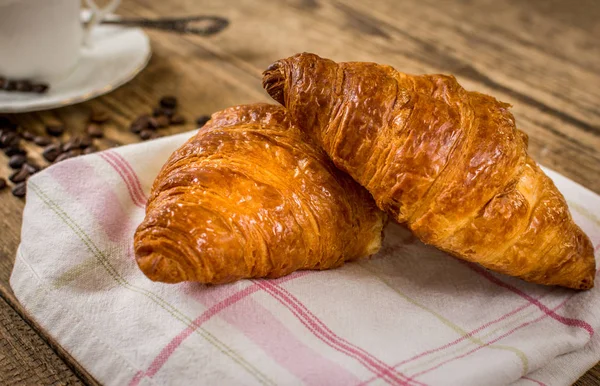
[10, 131, 600, 386]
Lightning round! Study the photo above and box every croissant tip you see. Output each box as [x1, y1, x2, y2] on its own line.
[262, 60, 286, 106]
[136, 251, 188, 284]
[569, 262, 595, 290]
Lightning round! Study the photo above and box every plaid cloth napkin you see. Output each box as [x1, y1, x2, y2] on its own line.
[10, 131, 600, 386]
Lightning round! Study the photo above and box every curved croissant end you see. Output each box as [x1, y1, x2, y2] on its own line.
[263, 53, 595, 290]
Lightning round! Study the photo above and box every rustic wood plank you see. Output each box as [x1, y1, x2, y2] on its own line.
[0, 293, 89, 386]
[577, 365, 600, 386]
[123, 0, 600, 193]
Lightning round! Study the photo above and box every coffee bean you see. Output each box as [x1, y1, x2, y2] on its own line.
[139, 129, 154, 140]
[170, 114, 186, 125]
[130, 115, 150, 133]
[159, 96, 177, 109]
[0, 178, 6, 191]
[86, 123, 104, 138]
[153, 107, 175, 117]
[23, 162, 40, 175]
[54, 152, 72, 163]
[8, 154, 26, 169]
[0, 78, 5, 89]
[33, 135, 52, 146]
[5, 81, 16, 91]
[9, 168, 29, 183]
[196, 115, 210, 127]
[83, 145, 98, 155]
[146, 117, 159, 130]
[1, 131, 19, 148]
[20, 130, 35, 141]
[155, 115, 170, 128]
[79, 135, 93, 148]
[55, 148, 82, 162]
[4, 146, 25, 157]
[61, 137, 80, 152]
[12, 182, 26, 198]
[32, 83, 49, 93]
[62, 135, 92, 151]
[42, 143, 62, 162]
[15, 80, 33, 92]
[46, 124, 65, 137]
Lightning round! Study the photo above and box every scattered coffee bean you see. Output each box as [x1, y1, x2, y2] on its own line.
[0, 75, 49, 93]
[8, 154, 26, 169]
[139, 129, 153, 140]
[86, 123, 104, 138]
[0, 177, 6, 191]
[170, 114, 186, 125]
[61, 135, 92, 151]
[146, 117, 159, 130]
[54, 148, 81, 163]
[153, 107, 175, 117]
[23, 162, 40, 175]
[159, 96, 177, 109]
[15, 80, 33, 92]
[4, 146, 25, 157]
[155, 115, 170, 128]
[196, 115, 210, 127]
[32, 83, 49, 93]
[1, 131, 19, 148]
[79, 135, 93, 148]
[33, 135, 52, 146]
[9, 168, 29, 183]
[54, 152, 72, 163]
[42, 143, 62, 162]
[12, 182, 26, 198]
[130, 115, 150, 133]
[83, 145, 98, 155]
[61, 137, 80, 152]
[20, 130, 35, 141]
[90, 108, 110, 123]
[46, 124, 65, 137]
[145, 131, 161, 140]
[68, 148, 82, 157]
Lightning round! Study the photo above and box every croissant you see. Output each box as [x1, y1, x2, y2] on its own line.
[134, 103, 385, 284]
[263, 53, 595, 290]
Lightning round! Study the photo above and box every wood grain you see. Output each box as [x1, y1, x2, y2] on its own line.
[0, 294, 86, 386]
[0, 0, 598, 384]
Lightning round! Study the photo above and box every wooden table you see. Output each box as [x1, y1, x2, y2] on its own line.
[1, 0, 599, 384]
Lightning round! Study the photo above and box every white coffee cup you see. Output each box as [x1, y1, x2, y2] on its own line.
[0, 0, 121, 83]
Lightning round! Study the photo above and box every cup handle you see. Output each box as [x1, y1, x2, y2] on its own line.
[83, 0, 122, 46]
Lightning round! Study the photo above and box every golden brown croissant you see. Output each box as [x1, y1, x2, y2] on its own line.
[134, 103, 385, 284]
[263, 53, 596, 290]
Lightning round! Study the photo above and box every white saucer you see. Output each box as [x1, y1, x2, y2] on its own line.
[0, 14, 151, 113]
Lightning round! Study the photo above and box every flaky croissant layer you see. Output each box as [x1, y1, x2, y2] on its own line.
[134, 104, 385, 284]
[263, 53, 595, 290]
